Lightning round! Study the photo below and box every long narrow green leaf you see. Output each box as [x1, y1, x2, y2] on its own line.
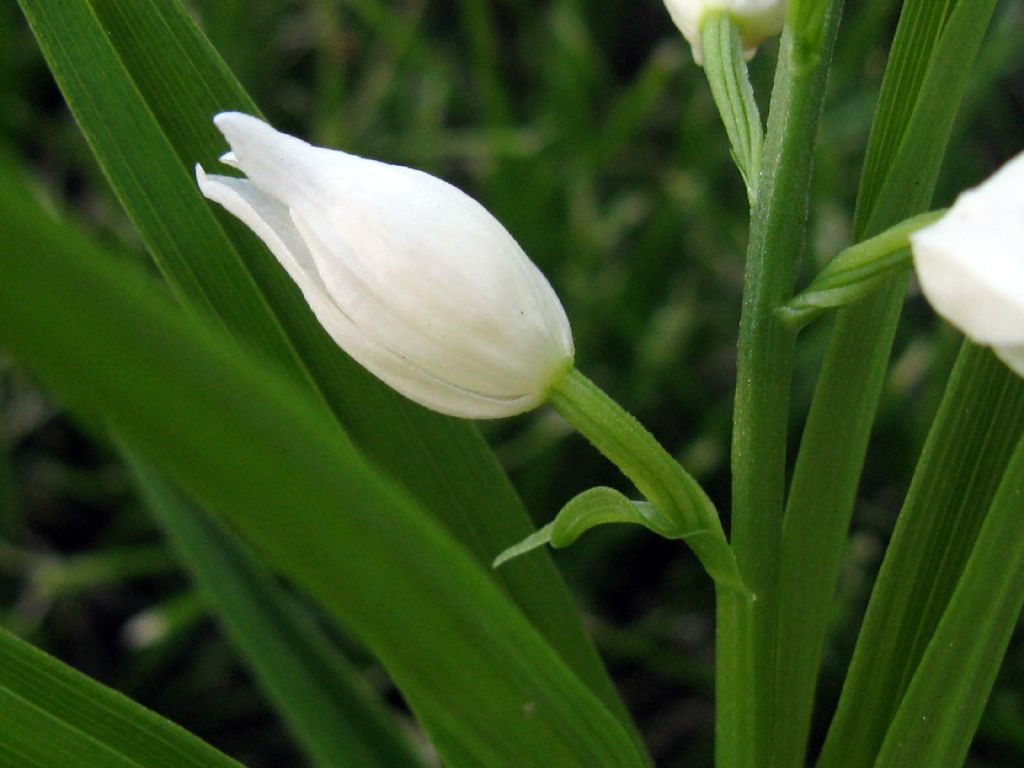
[128, 453, 429, 768]
[0, 174, 644, 768]
[872, 423, 1024, 767]
[16, 0, 639, 741]
[817, 347, 1024, 767]
[853, 0, 953, 225]
[0, 627, 243, 768]
[773, 2, 998, 766]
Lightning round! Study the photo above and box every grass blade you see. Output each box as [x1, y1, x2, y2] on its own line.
[0, 627, 243, 768]
[872, 420, 1024, 766]
[127, 453, 429, 768]
[817, 347, 1024, 766]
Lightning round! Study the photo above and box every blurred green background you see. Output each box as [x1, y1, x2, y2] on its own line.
[1, 0, 1022, 765]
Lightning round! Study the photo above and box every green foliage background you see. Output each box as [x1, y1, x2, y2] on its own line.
[0, 0, 1022, 765]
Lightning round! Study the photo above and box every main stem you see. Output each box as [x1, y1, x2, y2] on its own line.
[723, 7, 843, 767]
[549, 369, 745, 593]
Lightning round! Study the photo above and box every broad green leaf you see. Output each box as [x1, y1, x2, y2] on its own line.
[872, 424, 1024, 767]
[494, 486, 689, 567]
[0, 627, 243, 768]
[778, 210, 943, 329]
[0, 177, 645, 768]
[16, 0, 639, 743]
[773, 2, 998, 766]
[127, 452, 429, 768]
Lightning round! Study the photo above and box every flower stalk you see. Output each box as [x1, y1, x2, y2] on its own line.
[548, 368, 745, 593]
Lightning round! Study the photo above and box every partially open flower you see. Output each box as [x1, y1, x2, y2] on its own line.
[197, 113, 574, 418]
[911, 151, 1024, 376]
[663, 0, 787, 63]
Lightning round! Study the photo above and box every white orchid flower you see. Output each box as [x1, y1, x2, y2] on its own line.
[911, 151, 1024, 376]
[196, 113, 574, 419]
[663, 0, 786, 63]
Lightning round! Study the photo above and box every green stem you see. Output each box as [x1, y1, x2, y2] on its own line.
[715, 588, 757, 768]
[724, 5, 843, 766]
[702, 14, 764, 205]
[548, 368, 744, 592]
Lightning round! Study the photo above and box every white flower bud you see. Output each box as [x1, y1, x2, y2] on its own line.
[663, 0, 787, 63]
[911, 152, 1024, 376]
[197, 113, 574, 418]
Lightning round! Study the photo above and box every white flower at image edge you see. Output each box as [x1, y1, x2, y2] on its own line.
[911, 151, 1024, 376]
[662, 0, 787, 63]
[196, 113, 574, 419]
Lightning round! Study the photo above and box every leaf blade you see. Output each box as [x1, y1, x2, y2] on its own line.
[873, 422, 1024, 766]
[127, 452, 429, 768]
[817, 346, 1024, 767]
[0, 627, 243, 768]
[774, 2, 1000, 765]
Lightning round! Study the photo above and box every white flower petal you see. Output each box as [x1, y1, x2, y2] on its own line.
[663, 0, 786, 63]
[994, 343, 1024, 379]
[911, 152, 1024, 348]
[212, 112, 344, 208]
[199, 114, 574, 418]
[196, 164, 324, 294]
[196, 165, 541, 418]
[290, 206, 555, 399]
